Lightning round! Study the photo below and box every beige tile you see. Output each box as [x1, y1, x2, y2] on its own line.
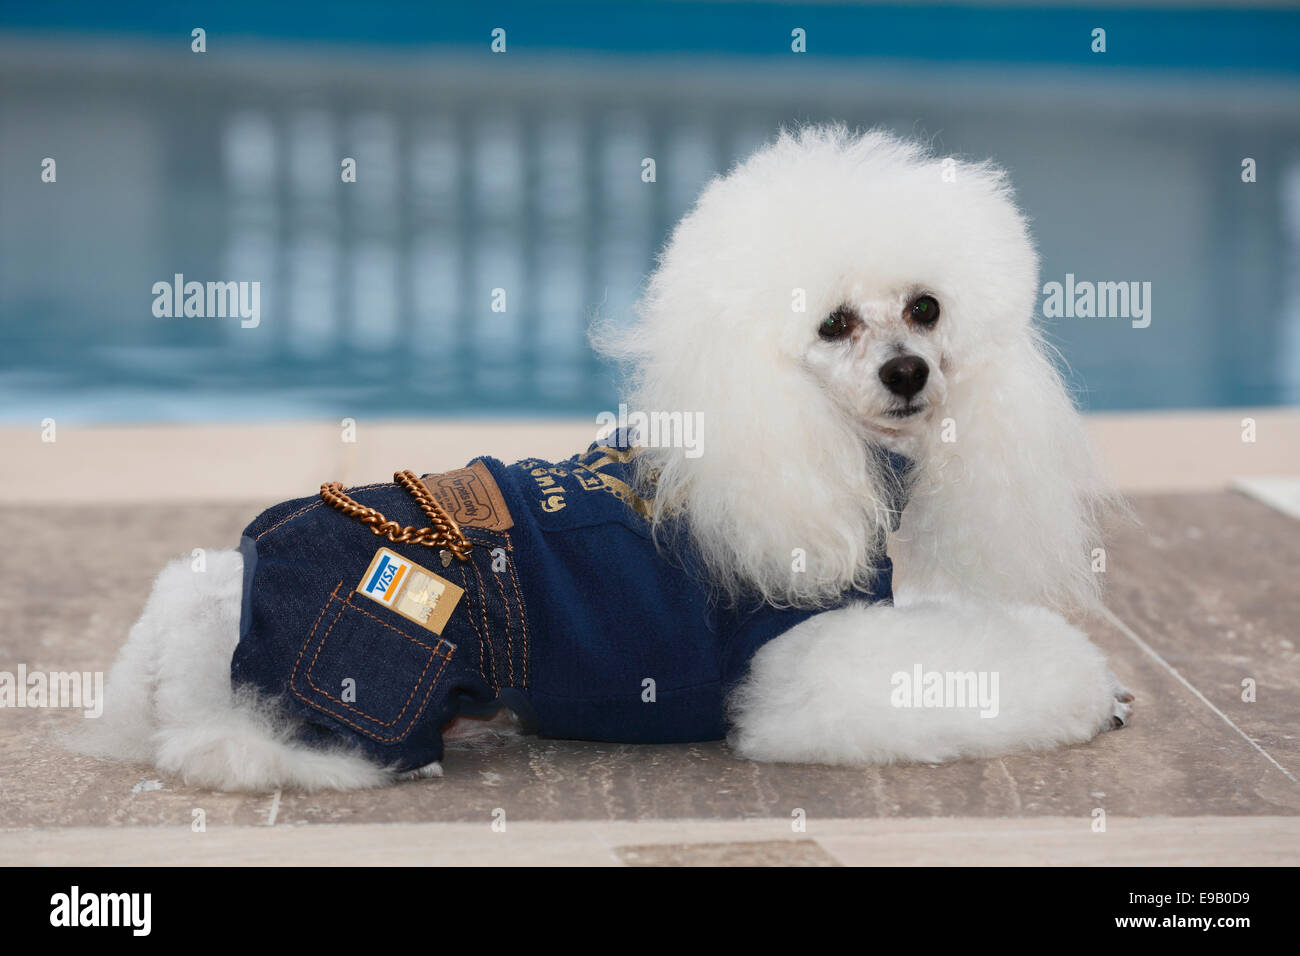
[0, 502, 273, 829]
[0, 422, 346, 504]
[337, 420, 601, 487]
[2, 493, 1298, 828]
[1087, 407, 1300, 493]
[615, 839, 839, 866]
[0, 420, 598, 504]
[2, 409, 1296, 504]
[0, 822, 619, 867]
[812, 815, 1300, 867]
[1101, 492, 1300, 772]
[4, 418, 1295, 865]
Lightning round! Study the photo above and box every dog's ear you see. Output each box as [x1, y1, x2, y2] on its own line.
[890, 330, 1120, 613]
[595, 306, 899, 608]
[594, 279, 900, 610]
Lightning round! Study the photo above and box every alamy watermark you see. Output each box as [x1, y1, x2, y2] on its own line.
[0, 665, 103, 718]
[596, 404, 704, 458]
[890, 663, 1000, 718]
[1042, 274, 1151, 329]
[50, 886, 151, 936]
[151, 273, 260, 328]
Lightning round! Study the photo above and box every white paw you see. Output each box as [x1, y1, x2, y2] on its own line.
[400, 761, 443, 781]
[1102, 672, 1135, 732]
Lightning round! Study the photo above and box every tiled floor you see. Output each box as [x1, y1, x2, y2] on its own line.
[0, 490, 1296, 864]
[1, 415, 1298, 865]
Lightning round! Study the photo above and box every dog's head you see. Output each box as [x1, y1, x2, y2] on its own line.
[596, 125, 1113, 610]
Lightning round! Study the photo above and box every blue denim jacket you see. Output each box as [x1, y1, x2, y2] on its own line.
[232, 432, 910, 771]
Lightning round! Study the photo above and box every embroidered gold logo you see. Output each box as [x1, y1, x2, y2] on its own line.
[516, 444, 655, 519]
[574, 446, 654, 520]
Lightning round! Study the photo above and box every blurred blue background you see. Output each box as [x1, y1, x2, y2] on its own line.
[2, 1, 1299, 422]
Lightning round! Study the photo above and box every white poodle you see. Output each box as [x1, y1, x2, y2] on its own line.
[83, 125, 1132, 791]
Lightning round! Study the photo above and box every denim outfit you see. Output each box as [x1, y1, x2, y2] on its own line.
[232, 431, 910, 771]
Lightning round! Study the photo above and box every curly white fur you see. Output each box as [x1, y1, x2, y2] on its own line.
[76, 551, 390, 790]
[728, 596, 1128, 765]
[83, 125, 1131, 790]
[595, 125, 1114, 610]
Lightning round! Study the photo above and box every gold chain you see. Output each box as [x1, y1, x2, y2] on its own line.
[320, 470, 472, 561]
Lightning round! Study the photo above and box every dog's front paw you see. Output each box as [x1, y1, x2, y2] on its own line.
[400, 760, 443, 782]
[1103, 673, 1135, 731]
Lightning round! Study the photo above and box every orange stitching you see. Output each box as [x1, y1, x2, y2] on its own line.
[257, 482, 394, 541]
[290, 581, 344, 680]
[503, 531, 530, 688]
[289, 584, 455, 743]
[459, 528, 523, 689]
[490, 555, 515, 688]
[458, 559, 491, 688]
[294, 650, 454, 744]
[343, 594, 443, 653]
[467, 557, 498, 691]
[258, 501, 322, 540]
[303, 594, 452, 728]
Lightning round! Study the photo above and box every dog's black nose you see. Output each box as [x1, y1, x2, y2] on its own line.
[878, 355, 929, 399]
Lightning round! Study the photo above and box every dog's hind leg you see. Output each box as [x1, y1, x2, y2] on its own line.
[76, 549, 386, 792]
[727, 597, 1132, 765]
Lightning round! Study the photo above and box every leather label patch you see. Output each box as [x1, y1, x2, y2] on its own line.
[421, 460, 514, 531]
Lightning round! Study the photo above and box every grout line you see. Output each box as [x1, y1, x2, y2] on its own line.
[265, 789, 282, 827]
[1098, 604, 1299, 787]
[994, 758, 1022, 815]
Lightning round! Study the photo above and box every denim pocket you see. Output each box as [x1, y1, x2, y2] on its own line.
[290, 584, 456, 743]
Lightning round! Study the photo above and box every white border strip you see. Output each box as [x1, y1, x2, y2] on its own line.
[1232, 477, 1300, 521]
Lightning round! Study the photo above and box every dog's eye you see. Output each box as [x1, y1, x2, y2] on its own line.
[819, 307, 855, 340]
[908, 295, 940, 327]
